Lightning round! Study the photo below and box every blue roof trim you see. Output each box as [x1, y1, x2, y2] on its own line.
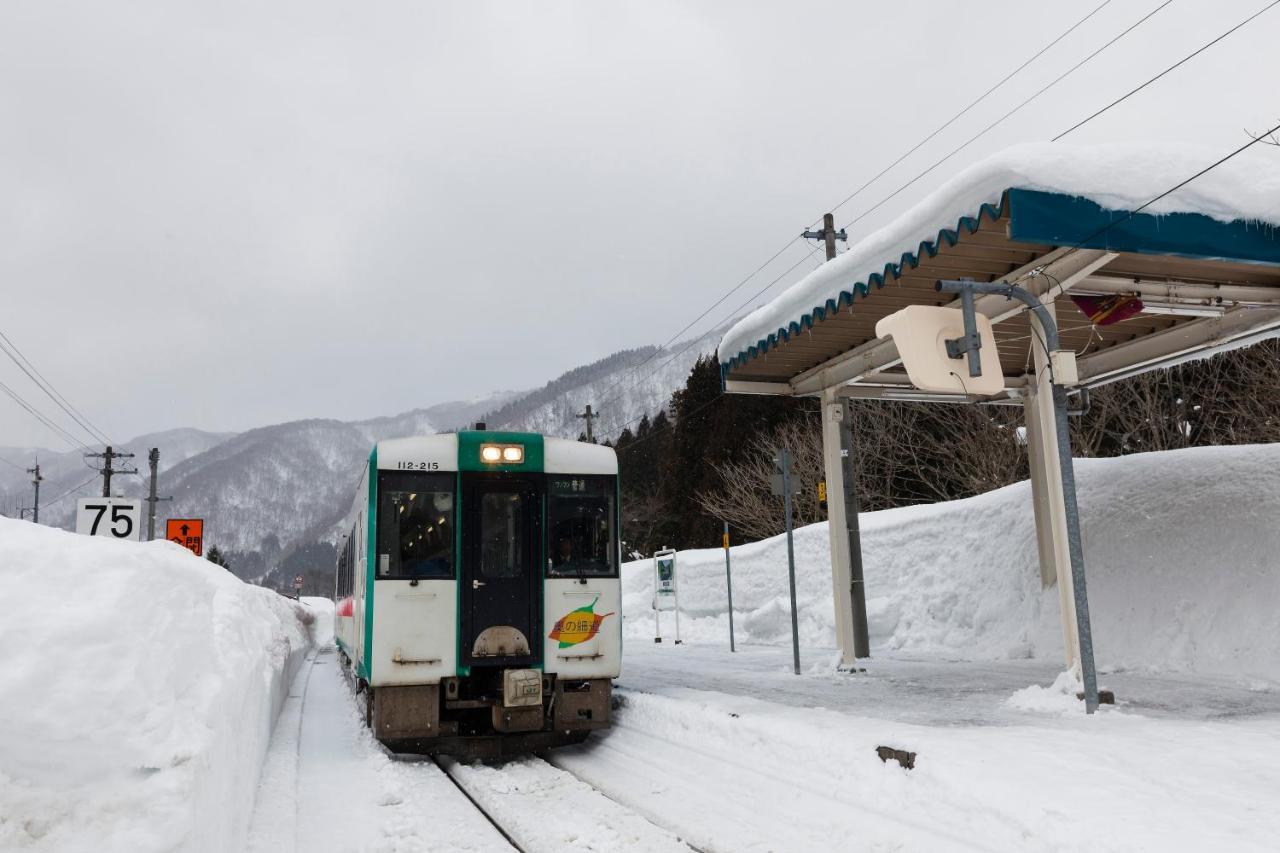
[719, 197, 1008, 380]
[1006, 188, 1280, 266]
[720, 188, 1280, 380]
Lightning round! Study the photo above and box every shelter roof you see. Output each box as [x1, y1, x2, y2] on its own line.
[720, 143, 1280, 396]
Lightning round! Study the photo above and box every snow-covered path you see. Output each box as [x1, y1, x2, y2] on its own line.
[248, 642, 1280, 852]
[545, 642, 1280, 852]
[246, 649, 509, 853]
[248, 648, 691, 853]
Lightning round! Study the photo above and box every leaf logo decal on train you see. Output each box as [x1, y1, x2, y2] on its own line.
[549, 597, 615, 648]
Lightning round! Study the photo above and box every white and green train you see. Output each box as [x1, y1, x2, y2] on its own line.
[333, 429, 621, 757]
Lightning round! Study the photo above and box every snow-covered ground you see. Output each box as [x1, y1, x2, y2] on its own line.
[8, 444, 1279, 851]
[622, 443, 1280, 684]
[557, 644, 1280, 852]
[0, 519, 315, 853]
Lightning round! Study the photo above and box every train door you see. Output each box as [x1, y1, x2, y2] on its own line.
[460, 476, 542, 668]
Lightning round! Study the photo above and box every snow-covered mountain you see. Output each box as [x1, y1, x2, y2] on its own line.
[1, 327, 720, 575]
[480, 324, 724, 440]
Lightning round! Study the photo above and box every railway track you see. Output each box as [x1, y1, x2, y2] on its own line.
[389, 748, 699, 852]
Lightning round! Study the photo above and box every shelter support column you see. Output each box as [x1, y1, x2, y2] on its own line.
[821, 388, 869, 664]
[1024, 305, 1081, 669]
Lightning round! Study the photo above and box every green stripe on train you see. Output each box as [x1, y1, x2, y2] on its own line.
[361, 445, 377, 681]
[456, 431, 544, 472]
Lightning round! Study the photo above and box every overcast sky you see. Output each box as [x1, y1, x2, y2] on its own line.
[2, 0, 1277, 449]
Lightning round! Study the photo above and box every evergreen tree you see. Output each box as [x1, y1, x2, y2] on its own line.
[206, 545, 232, 571]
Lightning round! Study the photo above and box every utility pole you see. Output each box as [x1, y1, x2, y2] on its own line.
[85, 445, 137, 497]
[26, 462, 42, 524]
[577, 404, 598, 443]
[802, 213, 848, 262]
[145, 448, 172, 541]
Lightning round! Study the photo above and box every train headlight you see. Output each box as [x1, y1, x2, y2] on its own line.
[480, 444, 524, 464]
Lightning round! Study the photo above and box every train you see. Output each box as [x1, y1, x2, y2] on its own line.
[333, 429, 621, 757]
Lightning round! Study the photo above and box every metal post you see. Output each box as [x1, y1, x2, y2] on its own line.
[937, 279, 1100, 712]
[724, 521, 736, 652]
[782, 448, 801, 675]
[146, 448, 159, 541]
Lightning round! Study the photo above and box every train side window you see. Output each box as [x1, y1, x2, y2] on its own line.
[546, 475, 617, 577]
[376, 472, 455, 579]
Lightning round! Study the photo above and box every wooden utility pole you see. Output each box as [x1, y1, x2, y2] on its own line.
[85, 445, 137, 497]
[802, 213, 848, 262]
[26, 462, 41, 524]
[577, 404, 598, 443]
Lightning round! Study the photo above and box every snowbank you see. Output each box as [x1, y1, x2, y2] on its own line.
[720, 141, 1280, 363]
[0, 518, 315, 852]
[623, 444, 1280, 682]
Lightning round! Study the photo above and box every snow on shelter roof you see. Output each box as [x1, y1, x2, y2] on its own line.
[719, 142, 1280, 383]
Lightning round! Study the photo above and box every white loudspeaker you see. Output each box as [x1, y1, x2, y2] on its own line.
[874, 305, 1004, 396]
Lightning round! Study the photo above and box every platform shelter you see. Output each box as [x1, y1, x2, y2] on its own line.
[718, 144, 1280, 671]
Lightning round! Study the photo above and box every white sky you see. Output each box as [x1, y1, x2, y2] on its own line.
[2, 0, 1278, 449]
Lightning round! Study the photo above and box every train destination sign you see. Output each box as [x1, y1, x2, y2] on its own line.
[167, 518, 205, 556]
[75, 498, 144, 541]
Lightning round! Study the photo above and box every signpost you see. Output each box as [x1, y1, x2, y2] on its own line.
[166, 518, 205, 557]
[652, 548, 681, 644]
[75, 498, 143, 541]
[723, 522, 736, 653]
[771, 448, 802, 675]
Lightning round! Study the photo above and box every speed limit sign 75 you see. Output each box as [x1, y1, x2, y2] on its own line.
[76, 498, 144, 541]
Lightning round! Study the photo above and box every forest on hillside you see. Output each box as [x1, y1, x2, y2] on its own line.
[609, 340, 1280, 556]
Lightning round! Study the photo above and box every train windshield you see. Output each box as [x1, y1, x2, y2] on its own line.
[546, 475, 616, 577]
[376, 472, 455, 579]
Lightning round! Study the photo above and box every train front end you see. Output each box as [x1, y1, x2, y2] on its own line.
[334, 431, 621, 757]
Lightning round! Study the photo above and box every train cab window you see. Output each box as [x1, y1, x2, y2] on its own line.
[376, 472, 454, 579]
[479, 491, 527, 578]
[547, 476, 617, 577]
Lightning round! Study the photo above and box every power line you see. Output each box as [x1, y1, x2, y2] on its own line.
[597, 245, 821, 433]
[0, 378, 93, 451]
[594, 3, 1150, 433]
[822, 0, 1115, 220]
[1019, 116, 1280, 285]
[0, 328, 111, 447]
[0, 454, 25, 473]
[1054, 0, 1280, 141]
[42, 475, 99, 509]
[591, 236, 806, 411]
[839, 0, 1173, 234]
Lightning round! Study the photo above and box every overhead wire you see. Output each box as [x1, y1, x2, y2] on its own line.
[1053, 0, 1280, 141]
[0, 378, 93, 451]
[0, 328, 111, 447]
[821, 0, 1116, 221]
[594, 1, 1154, 436]
[613, 1, 1279, 447]
[41, 475, 99, 509]
[837, 0, 1174, 235]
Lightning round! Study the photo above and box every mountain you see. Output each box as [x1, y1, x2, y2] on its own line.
[1, 328, 722, 581]
[480, 324, 725, 440]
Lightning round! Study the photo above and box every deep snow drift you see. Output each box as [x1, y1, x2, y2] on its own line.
[623, 443, 1280, 683]
[0, 518, 316, 853]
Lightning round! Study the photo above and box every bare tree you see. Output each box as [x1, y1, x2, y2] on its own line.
[695, 417, 825, 541]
